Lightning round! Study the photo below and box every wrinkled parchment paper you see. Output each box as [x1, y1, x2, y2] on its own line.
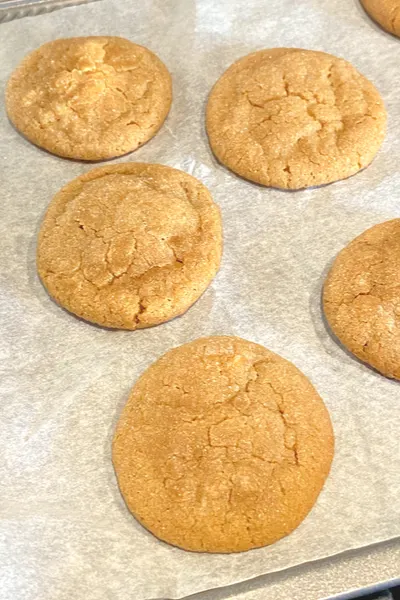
[1, 1, 400, 599]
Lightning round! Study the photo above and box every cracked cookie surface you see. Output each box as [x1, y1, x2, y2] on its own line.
[324, 219, 400, 380]
[361, 0, 400, 37]
[112, 336, 334, 552]
[206, 48, 386, 189]
[37, 163, 222, 329]
[6, 36, 172, 160]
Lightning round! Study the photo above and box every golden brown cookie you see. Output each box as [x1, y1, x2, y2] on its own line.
[113, 336, 334, 553]
[361, 0, 400, 37]
[324, 219, 400, 380]
[6, 37, 172, 160]
[206, 48, 386, 190]
[37, 163, 222, 329]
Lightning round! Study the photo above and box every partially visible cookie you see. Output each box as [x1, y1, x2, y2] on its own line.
[6, 37, 172, 160]
[206, 48, 386, 189]
[323, 219, 400, 380]
[113, 336, 334, 553]
[361, 0, 400, 37]
[37, 163, 222, 329]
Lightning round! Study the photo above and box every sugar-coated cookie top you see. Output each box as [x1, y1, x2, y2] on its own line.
[6, 36, 172, 160]
[37, 163, 222, 329]
[324, 219, 400, 380]
[207, 48, 386, 189]
[113, 335, 334, 552]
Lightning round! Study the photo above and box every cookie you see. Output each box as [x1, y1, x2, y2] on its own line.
[206, 48, 386, 189]
[37, 163, 222, 329]
[361, 0, 400, 37]
[112, 336, 334, 553]
[323, 219, 400, 380]
[6, 37, 172, 160]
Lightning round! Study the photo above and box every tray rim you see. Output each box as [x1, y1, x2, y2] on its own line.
[0, 0, 101, 22]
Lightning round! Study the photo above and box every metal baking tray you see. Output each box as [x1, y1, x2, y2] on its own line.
[0, 0, 100, 22]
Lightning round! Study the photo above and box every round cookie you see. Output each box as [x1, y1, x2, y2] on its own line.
[6, 37, 172, 160]
[324, 219, 400, 380]
[112, 336, 334, 553]
[37, 163, 222, 329]
[361, 0, 400, 37]
[206, 48, 386, 190]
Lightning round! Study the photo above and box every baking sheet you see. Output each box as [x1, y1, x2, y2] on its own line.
[0, 0, 100, 24]
[0, 1, 400, 599]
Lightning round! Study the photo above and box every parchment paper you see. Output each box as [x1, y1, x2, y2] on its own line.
[1, 1, 400, 599]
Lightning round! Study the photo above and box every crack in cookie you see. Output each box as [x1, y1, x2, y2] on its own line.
[206, 48, 386, 189]
[112, 336, 334, 552]
[37, 163, 222, 329]
[324, 219, 400, 380]
[6, 37, 172, 160]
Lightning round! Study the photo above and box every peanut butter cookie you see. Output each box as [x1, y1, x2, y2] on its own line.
[6, 37, 172, 160]
[113, 336, 334, 553]
[324, 219, 400, 380]
[37, 163, 222, 329]
[206, 48, 386, 189]
[361, 0, 400, 37]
